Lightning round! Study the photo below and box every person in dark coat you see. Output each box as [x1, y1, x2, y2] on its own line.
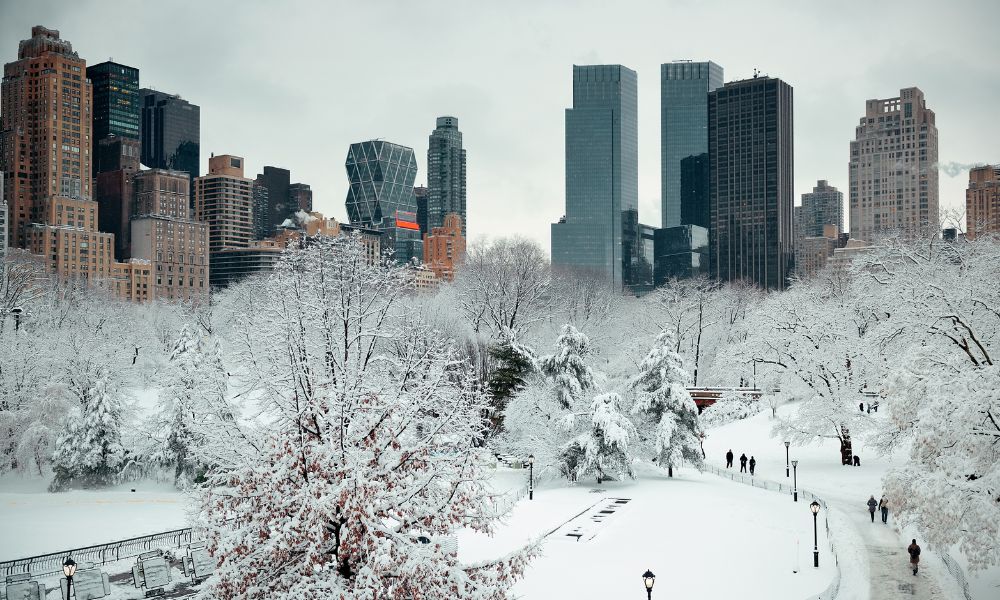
[739, 453, 748, 473]
[749, 456, 757, 475]
[908, 539, 921, 575]
[853, 455, 861, 467]
[879, 495, 889, 524]
[859, 402, 864, 411]
[726, 449, 734, 468]
[867, 495, 878, 522]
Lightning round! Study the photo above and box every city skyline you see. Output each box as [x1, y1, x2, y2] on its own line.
[1, 0, 996, 252]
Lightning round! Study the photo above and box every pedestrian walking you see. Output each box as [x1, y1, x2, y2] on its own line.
[853, 455, 861, 467]
[739, 453, 748, 473]
[908, 539, 921, 575]
[859, 402, 864, 411]
[749, 456, 756, 476]
[879, 495, 889, 524]
[726, 449, 734, 468]
[873, 400, 879, 413]
[867, 495, 878, 522]
[866, 403, 871, 414]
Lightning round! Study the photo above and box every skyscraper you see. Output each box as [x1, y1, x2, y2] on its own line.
[427, 116, 467, 236]
[345, 140, 422, 264]
[661, 61, 723, 229]
[679, 153, 710, 229]
[551, 64, 639, 290]
[87, 61, 139, 175]
[708, 75, 794, 290]
[966, 165, 1000, 240]
[414, 185, 429, 235]
[194, 154, 253, 255]
[849, 87, 938, 242]
[140, 89, 200, 186]
[289, 182, 313, 213]
[423, 213, 466, 281]
[1, 26, 93, 249]
[254, 166, 289, 237]
[799, 180, 844, 238]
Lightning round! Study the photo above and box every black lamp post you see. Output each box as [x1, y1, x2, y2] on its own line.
[791, 460, 798, 502]
[810, 501, 821, 567]
[63, 556, 77, 599]
[784, 441, 790, 477]
[528, 454, 534, 500]
[642, 569, 655, 600]
[11, 306, 23, 332]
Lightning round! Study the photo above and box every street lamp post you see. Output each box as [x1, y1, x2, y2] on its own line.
[642, 569, 655, 600]
[528, 454, 534, 501]
[63, 557, 77, 599]
[784, 441, 790, 478]
[11, 306, 23, 332]
[810, 501, 821, 568]
[791, 460, 799, 502]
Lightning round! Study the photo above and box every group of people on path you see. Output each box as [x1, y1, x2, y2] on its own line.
[867, 495, 922, 575]
[725, 449, 756, 475]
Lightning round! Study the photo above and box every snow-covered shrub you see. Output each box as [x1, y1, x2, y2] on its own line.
[699, 391, 763, 429]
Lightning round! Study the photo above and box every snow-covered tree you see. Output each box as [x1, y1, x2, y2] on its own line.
[630, 330, 703, 474]
[196, 235, 535, 599]
[50, 373, 126, 490]
[538, 324, 594, 410]
[576, 392, 635, 481]
[700, 389, 763, 429]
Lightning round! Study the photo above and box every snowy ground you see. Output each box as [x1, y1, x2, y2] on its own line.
[702, 402, 999, 600]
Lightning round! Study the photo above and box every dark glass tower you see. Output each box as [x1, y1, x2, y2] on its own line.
[680, 152, 710, 229]
[345, 140, 422, 264]
[87, 61, 139, 175]
[255, 166, 290, 237]
[140, 89, 200, 187]
[661, 61, 723, 228]
[551, 64, 639, 290]
[427, 116, 467, 236]
[414, 186, 429, 235]
[708, 76, 794, 291]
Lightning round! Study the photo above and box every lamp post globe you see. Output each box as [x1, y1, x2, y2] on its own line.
[642, 569, 655, 599]
[791, 460, 799, 502]
[810, 501, 821, 567]
[528, 454, 535, 500]
[10, 306, 23, 332]
[63, 556, 77, 597]
[784, 441, 790, 477]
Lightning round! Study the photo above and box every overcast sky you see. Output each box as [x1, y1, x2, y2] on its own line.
[3, 0, 998, 249]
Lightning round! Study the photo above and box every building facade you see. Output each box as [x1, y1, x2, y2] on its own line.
[345, 140, 422, 264]
[653, 225, 709, 285]
[27, 196, 114, 281]
[86, 61, 139, 175]
[680, 152, 710, 229]
[794, 224, 840, 279]
[0, 173, 6, 261]
[1, 26, 93, 249]
[195, 154, 253, 255]
[414, 185, 429, 236]
[799, 180, 844, 238]
[966, 165, 1000, 240]
[849, 87, 938, 242]
[423, 213, 465, 281]
[661, 61, 723, 229]
[289, 182, 312, 213]
[551, 64, 639, 290]
[427, 116, 467, 235]
[140, 89, 200, 187]
[708, 76, 794, 291]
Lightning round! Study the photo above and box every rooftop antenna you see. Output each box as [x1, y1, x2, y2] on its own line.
[753, 68, 760, 79]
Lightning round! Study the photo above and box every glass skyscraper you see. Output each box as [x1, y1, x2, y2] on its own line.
[427, 116, 467, 236]
[551, 64, 639, 290]
[345, 140, 422, 264]
[87, 61, 139, 175]
[140, 89, 200, 187]
[661, 61, 723, 228]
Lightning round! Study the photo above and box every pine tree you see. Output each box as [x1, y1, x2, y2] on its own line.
[631, 330, 703, 475]
[578, 392, 635, 482]
[486, 335, 536, 436]
[50, 374, 125, 490]
[538, 324, 594, 410]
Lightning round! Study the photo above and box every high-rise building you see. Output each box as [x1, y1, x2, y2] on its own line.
[140, 89, 200, 186]
[708, 75, 794, 290]
[799, 180, 844, 238]
[551, 65, 639, 290]
[131, 168, 209, 302]
[966, 165, 1000, 240]
[87, 61, 139, 175]
[195, 154, 253, 256]
[345, 140, 422, 264]
[27, 196, 114, 282]
[653, 225, 709, 285]
[289, 182, 313, 213]
[679, 153, 710, 229]
[661, 61, 723, 229]
[95, 135, 140, 174]
[95, 168, 135, 260]
[849, 87, 938, 242]
[414, 185, 429, 236]
[254, 166, 289, 236]
[427, 116, 467, 236]
[423, 213, 465, 281]
[795, 224, 840, 279]
[1, 26, 93, 249]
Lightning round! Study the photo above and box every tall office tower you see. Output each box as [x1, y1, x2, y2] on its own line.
[661, 61, 723, 229]
[254, 166, 290, 236]
[131, 169, 209, 301]
[87, 61, 139, 175]
[95, 135, 140, 174]
[427, 116, 467, 235]
[345, 140, 422, 264]
[849, 87, 938, 242]
[1, 26, 93, 249]
[551, 65, 639, 290]
[94, 136, 141, 259]
[414, 186, 429, 235]
[708, 76, 794, 291]
[799, 180, 844, 238]
[680, 153, 710, 229]
[423, 213, 466, 281]
[194, 155, 253, 255]
[251, 181, 269, 240]
[289, 182, 312, 213]
[966, 165, 1000, 240]
[140, 89, 200, 186]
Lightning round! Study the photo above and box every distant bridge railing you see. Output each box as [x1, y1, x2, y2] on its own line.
[0, 527, 196, 579]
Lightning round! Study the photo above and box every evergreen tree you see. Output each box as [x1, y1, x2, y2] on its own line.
[50, 374, 125, 490]
[578, 392, 635, 482]
[486, 335, 536, 436]
[538, 325, 594, 410]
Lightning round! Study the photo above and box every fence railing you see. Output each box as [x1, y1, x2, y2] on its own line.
[0, 527, 197, 579]
[701, 463, 841, 600]
[938, 549, 974, 600]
